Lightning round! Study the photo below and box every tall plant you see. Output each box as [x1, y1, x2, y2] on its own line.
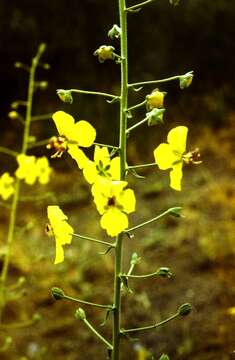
[48, 1, 200, 359]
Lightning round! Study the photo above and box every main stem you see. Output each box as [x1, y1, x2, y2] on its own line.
[112, 1, 128, 359]
[0, 46, 44, 318]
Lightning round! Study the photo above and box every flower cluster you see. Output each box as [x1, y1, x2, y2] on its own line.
[15, 154, 52, 185]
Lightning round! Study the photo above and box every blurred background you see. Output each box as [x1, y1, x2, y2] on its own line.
[0, 0, 235, 359]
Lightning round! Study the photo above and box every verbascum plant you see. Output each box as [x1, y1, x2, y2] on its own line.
[0, 44, 54, 351]
[47, 1, 201, 359]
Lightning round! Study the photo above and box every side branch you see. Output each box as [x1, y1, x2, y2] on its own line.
[125, 207, 182, 232]
[0, 147, 18, 157]
[73, 233, 115, 248]
[126, 0, 156, 12]
[128, 74, 188, 88]
[70, 89, 120, 100]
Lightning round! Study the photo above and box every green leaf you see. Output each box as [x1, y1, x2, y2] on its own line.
[159, 354, 170, 360]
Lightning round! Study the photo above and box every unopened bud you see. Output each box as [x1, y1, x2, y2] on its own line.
[56, 89, 73, 104]
[178, 303, 192, 316]
[169, 207, 182, 218]
[38, 81, 48, 90]
[130, 252, 141, 266]
[146, 108, 165, 126]
[8, 111, 19, 119]
[169, 0, 180, 5]
[108, 24, 121, 40]
[179, 71, 193, 89]
[75, 307, 86, 321]
[38, 43, 46, 54]
[33, 313, 42, 323]
[51, 287, 65, 300]
[146, 89, 165, 110]
[94, 45, 115, 63]
[157, 267, 172, 278]
[159, 354, 170, 360]
[14, 61, 23, 69]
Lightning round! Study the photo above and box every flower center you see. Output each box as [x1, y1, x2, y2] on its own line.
[107, 196, 116, 207]
[47, 136, 68, 158]
[183, 148, 202, 165]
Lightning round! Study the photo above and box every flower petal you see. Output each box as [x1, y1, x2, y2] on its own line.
[169, 163, 183, 191]
[83, 161, 98, 184]
[154, 143, 177, 170]
[167, 126, 188, 155]
[68, 145, 89, 169]
[94, 146, 110, 167]
[110, 157, 121, 180]
[100, 208, 128, 237]
[52, 111, 75, 138]
[116, 189, 136, 214]
[72, 120, 96, 147]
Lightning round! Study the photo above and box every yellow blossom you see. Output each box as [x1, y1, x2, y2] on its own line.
[51, 111, 96, 169]
[0, 172, 15, 200]
[15, 154, 38, 185]
[47, 205, 74, 264]
[83, 145, 120, 184]
[15, 154, 52, 185]
[153, 126, 188, 191]
[92, 178, 136, 237]
[146, 89, 165, 111]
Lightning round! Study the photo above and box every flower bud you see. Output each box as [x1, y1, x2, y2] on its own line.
[178, 303, 192, 316]
[169, 207, 182, 218]
[130, 252, 141, 266]
[8, 111, 19, 119]
[108, 24, 121, 40]
[146, 89, 165, 110]
[157, 267, 172, 278]
[32, 313, 42, 323]
[56, 89, 73, 104]
[38, 81, 48, 90]
[169, 0, 180, 5]
[14, 61, 23, 69]
[51, 287, 65, 300]
[179, 71, 193, 89]
[159, 354, 170, 360]
[146, 108, 165, 126]
[93, 45, 115, 63]
[75, 307, 86, 321]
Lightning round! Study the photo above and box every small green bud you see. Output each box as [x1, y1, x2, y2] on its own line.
[169, 0, 180, 5]
[38, 81, 48, 90]
[157, 267, 172, 278]
[130, 252, 141, 266]
[93, 45, 115, 63]
[51, 287, 65, 300]
[14, 61, 23, 69]
[146, 108, 165, 126]
[159, 354, 170, 360]
[38, 43, 47, 54]
[56, 89, 73, 104]
[178, 303, 192, 316]
[179, 71, 194, 89]
[75, 307, 86, 321]
[42, 63, 50, 70]
[108, 24, 121, 40]
[169, 207, 182, 218]
[33, 313, 42, 323]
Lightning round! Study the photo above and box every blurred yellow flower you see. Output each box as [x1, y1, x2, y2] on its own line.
[47, 205, 74, 264]
[83, 145, 120, 184]
[51, 111, 96, 169]
[15, 154, 52, 185]
[154, 126, 188, 191]
[15, 154, 38, 185]
[92, 178, 136, 237]
[0, 172, 15, 200]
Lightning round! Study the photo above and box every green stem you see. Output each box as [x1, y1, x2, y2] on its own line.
[127, 99, 147, 112]
[31, 113, 53, 121]
[70, 89, 119, 100]
[93, 142, 119, 150]
[64, 294, 112, 309]
[27, 138, 51, 149]
[82, 317, 113, 350]
[128, 162, 156, 170]
[0, 44, 46, 318]
[128, 74, 183, 88]
[73, 233, 114, 247]
[126, 116, 148, 134]
[0, 147, 18, 157]
[121, 312, 179, 334]
[126, 0, 155, 12]
[112, 1, 128, 359]
[123, 271, 158, 278]
[126, 208, 176, 232]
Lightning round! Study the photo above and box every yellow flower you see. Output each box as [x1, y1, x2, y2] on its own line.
[36, 157, 52, 184]
[15, 154, 52, 185]
[153, 126, 188, 191]
[15, 154, 38, 185]
[92, 178, 136, 237]
[83, 145, 120, 184]
[0, 172, 15, 200]
[47, 205, 74, 264]
[51, 111, 96, 169]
